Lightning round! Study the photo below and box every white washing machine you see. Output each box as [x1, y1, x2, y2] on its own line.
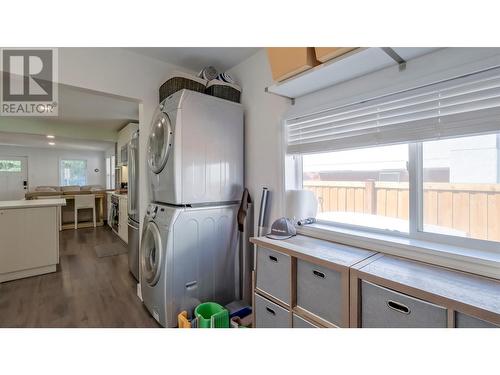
[147, 89, 244, 205]
[140, 202, 239, 327]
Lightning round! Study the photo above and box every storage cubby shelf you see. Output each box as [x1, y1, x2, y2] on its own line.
[265, 47, 439, 102]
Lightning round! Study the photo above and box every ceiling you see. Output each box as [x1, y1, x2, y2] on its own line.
[55, 84, 139, 131]
[0, 83, 139, 132]
[0, 84, 139, 149]
[125, 47, 261, 72]
[0, 131, 114, 152]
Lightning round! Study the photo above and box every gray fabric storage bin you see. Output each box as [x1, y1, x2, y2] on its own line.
[296, 259, 342, 326]
[361, 281, 447, 328]
[292, 313, 318, 328]
[455, 312, 498, 328]
[256, 247, 291, 305]
[254, 293, 290, 328]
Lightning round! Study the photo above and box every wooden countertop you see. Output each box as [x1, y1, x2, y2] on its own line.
[0, 199, 66, 209]
[250, 235, 377, 268]
[25, 190, 109, 199]
[252, 234, 500, 324]
[355, 254, 500, 316]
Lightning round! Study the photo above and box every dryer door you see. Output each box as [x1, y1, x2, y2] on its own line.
[147, 111, 173, 174]
[141, 221, 163, 286]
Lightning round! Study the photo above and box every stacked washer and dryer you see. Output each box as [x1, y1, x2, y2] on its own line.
[141, 89, 244, 327]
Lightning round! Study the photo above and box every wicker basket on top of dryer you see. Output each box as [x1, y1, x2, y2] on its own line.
[159, 68, 242, 103]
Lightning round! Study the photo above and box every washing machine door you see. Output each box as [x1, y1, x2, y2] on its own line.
[147, 111, 173, 174]
[141, 221, 163, 286]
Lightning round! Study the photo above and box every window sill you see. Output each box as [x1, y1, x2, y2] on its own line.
[297, 223, 500, 280]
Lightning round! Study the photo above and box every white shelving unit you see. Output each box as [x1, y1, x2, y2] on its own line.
[265, 47, 439, 102]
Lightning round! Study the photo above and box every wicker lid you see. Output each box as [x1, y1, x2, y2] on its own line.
[164, 71, 208, 86]
[206, 79, 241, 92]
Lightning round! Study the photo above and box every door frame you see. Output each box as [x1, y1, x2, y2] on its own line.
[0, 154, 30, 196]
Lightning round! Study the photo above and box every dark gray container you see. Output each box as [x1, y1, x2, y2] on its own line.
[455, 312, 498, 328]
[296, 259, 343, 326]
[256, 247, 291, 305]
[361, 281, 447, 328]
[254, 293, 290, 328]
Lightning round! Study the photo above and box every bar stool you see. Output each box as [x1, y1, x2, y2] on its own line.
[74, 194, 96, 229]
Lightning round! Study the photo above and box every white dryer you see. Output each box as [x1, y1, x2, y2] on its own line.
[147, 89, 244, 205]
[140, 202, 239, 327]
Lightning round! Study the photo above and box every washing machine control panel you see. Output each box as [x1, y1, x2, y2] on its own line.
[146, 204, 158, 219]
[151, 204, 177, 228]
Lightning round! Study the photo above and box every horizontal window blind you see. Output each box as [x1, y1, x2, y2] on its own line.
[286, 67, 500, 154]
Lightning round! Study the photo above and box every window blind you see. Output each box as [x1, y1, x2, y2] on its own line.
[286, 67, 500, 154]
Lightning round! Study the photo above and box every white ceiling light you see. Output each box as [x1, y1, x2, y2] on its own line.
[48, 142, 55, 146]
[46, 135, 55, 139]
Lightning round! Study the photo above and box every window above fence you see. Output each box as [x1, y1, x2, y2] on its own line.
[285, 67, 500, 252]
[302, 144, 410, 234]
[422, 134, 500, 243]
[289, 131, 500, 250]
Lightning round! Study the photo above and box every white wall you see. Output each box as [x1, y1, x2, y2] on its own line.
[56, 48, 194, 233]
[0, 145, 105, 189]
[228, 48, 500, 230]
[55, 48, 291, 234]
[229, 50, 290, 230]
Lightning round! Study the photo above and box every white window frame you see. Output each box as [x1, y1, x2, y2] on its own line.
[411, 141, 499, 253]
[289, 146, 412, 239]
[284, 136, 500, 279]
[288, 139, 499, 252]
[59, 158, 88, 187]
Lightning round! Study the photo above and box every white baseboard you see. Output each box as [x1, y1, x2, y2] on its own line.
[0, 265, 57, 283]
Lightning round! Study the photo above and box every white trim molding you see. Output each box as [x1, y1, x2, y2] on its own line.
[298, 223, 500, 280]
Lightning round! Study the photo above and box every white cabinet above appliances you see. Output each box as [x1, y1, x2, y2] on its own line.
[117, 123, 139, 166]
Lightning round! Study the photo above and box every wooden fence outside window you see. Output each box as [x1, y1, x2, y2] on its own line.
[304, 180, 500, 242]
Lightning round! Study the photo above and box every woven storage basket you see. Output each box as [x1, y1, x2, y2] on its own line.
[159, 73, 207, 103]
[205, 80, 241, 103]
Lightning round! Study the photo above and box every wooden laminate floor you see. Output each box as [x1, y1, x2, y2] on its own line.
[0, 226, 159, 328]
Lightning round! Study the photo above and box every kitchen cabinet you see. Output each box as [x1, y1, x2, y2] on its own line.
[0, 199, 65, 282]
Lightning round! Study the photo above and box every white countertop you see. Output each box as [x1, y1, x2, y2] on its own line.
[0, 199, 66, 209]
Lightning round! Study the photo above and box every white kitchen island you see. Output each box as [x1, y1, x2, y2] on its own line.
[0, 199, 66, 283]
